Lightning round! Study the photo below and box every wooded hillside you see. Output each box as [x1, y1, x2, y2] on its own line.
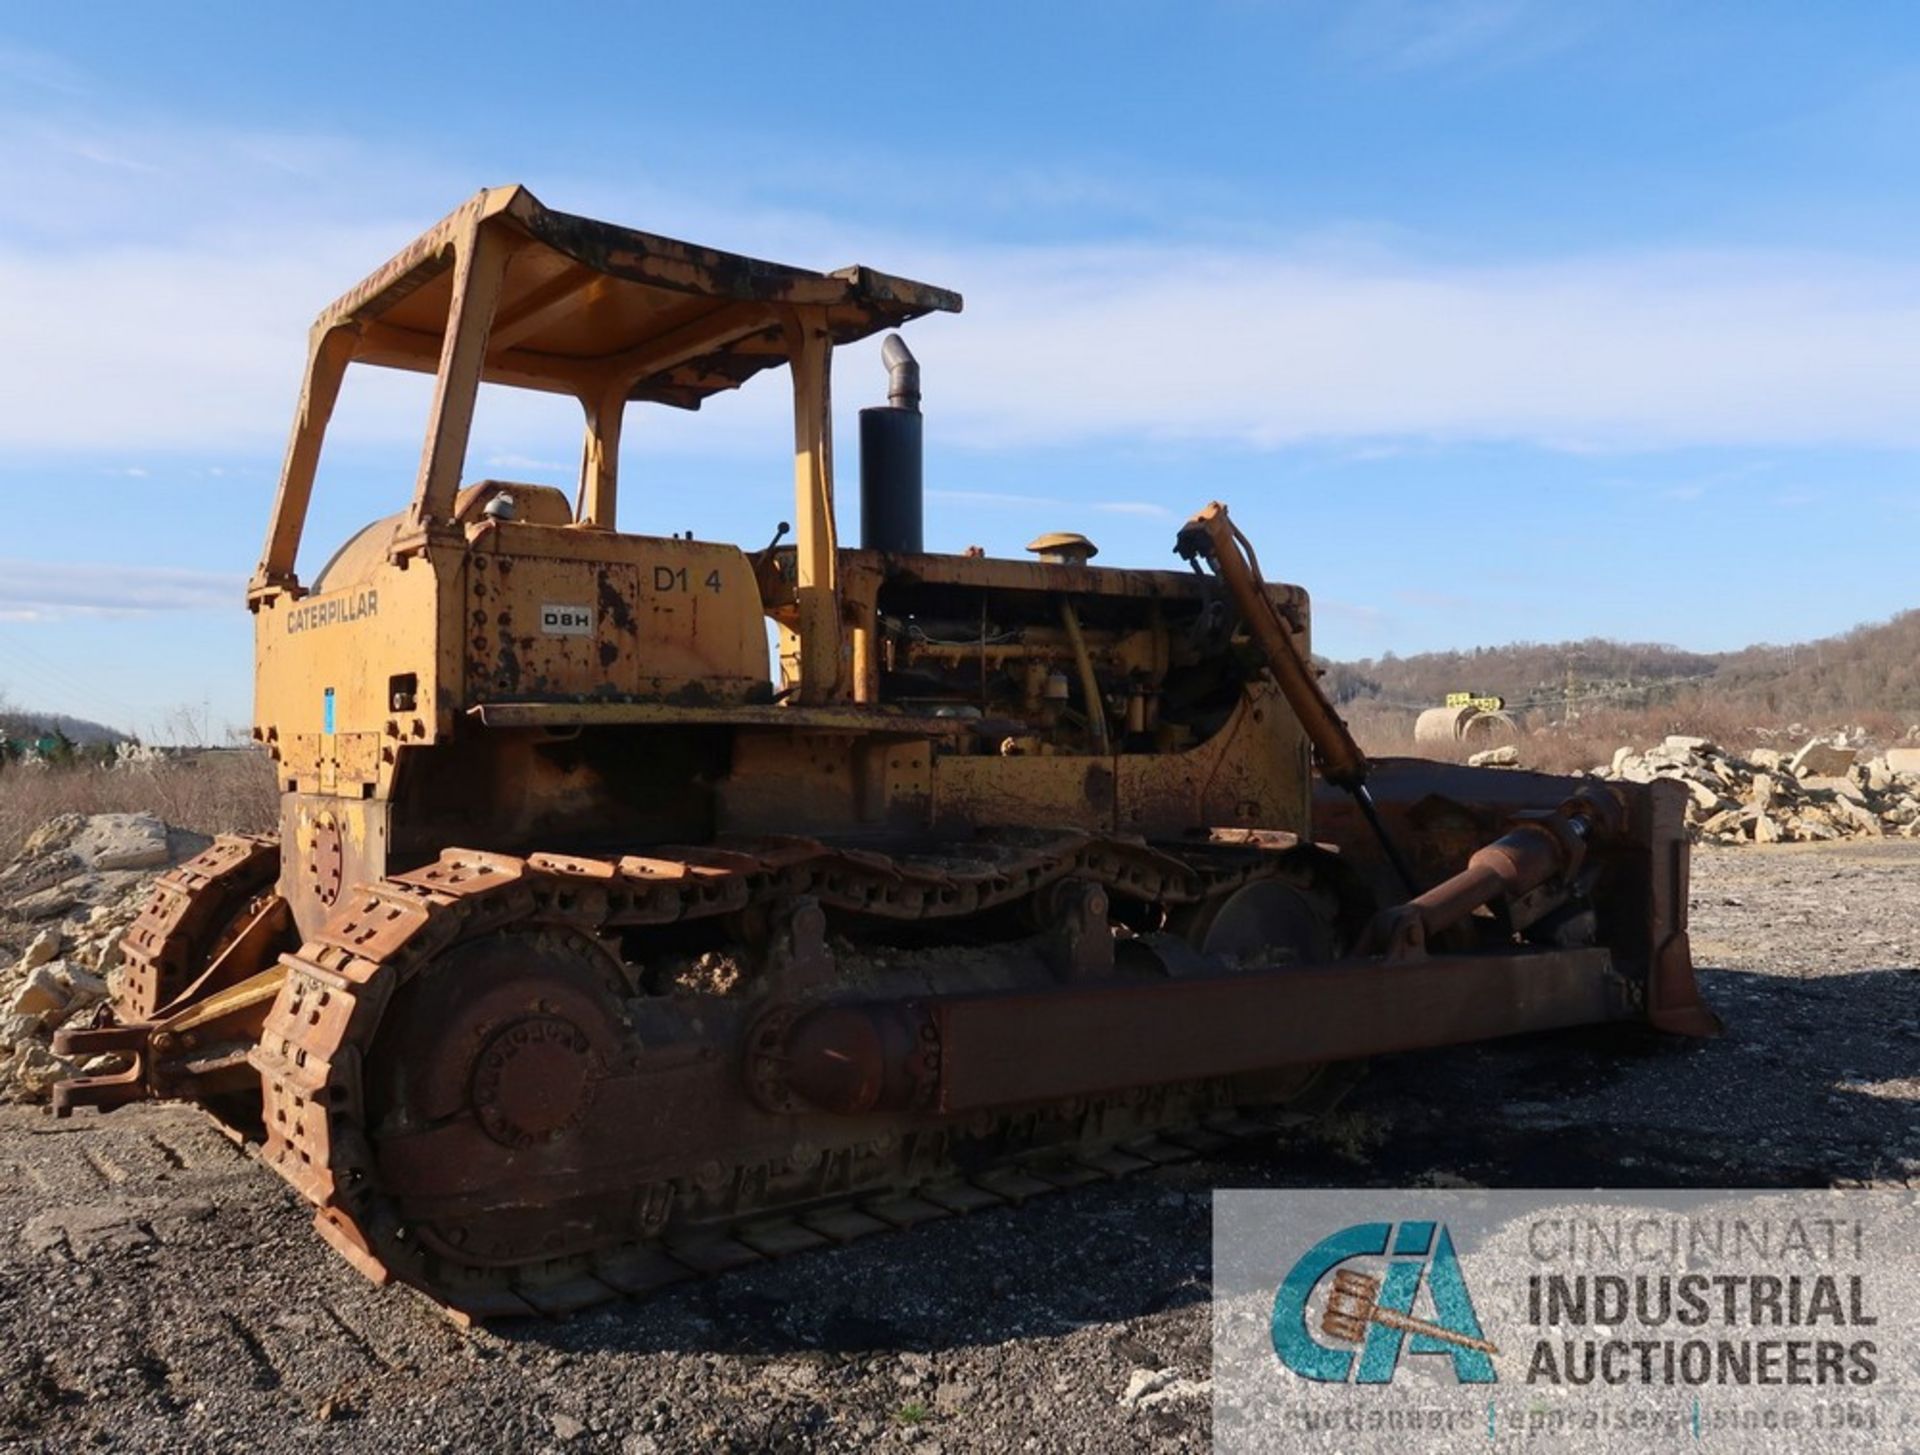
[1326, 609, 1920, 717]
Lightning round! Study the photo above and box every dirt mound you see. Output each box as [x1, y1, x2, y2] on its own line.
[0, 813, 209, 1102]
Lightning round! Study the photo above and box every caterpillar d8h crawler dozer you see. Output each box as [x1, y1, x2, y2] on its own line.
[53, 185, 1717, 1319]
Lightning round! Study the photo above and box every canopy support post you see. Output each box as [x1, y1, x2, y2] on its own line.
[785, 307, 842, 703]
[578, 380, 625, 530]
[396, 212, 513, 556]
[249, 323, 357, 603]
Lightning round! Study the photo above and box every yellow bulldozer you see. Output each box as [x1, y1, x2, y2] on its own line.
[54, 186, 1716, 1319]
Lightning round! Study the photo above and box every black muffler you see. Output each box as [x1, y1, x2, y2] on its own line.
[859, 334, 923, 554]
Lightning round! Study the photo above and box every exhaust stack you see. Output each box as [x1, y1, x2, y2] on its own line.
[859, 334, 924, 554]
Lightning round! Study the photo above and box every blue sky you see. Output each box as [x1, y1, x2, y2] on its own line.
[2, 2, 1917, 738]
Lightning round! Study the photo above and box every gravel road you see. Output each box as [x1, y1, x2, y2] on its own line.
[1, 841, 1914, 1454]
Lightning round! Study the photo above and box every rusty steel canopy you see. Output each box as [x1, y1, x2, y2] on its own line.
[319, 184, 962, 409]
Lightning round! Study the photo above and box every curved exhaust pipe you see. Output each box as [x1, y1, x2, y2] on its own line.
[881, 333, 920, 412]
[860, 334, 924, 554]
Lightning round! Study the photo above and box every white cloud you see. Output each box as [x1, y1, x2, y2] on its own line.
[6, 106, 1920, 469]
[0, 41, 90, 97]
[927, 489, 1054, 509]
[484, 451, 573, 473]
[0, 561, 239, 616]
[1331, 0, 1590, 73]
[915, 244, 1920, 453]
[928, 489, 1174, 519]
[1091, 501, 1174, 519]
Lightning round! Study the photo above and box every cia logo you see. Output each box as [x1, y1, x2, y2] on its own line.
[1271, 1221, 1498, 1384]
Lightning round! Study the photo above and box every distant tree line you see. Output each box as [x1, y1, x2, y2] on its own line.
[1320, 609, 1920, 716]
[0, 727, 121, 770]
[0, 711, 128, 770]
[1714, 610, 1920, 716]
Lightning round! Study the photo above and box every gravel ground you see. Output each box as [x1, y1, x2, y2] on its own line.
[0, 841, 1914, 1454]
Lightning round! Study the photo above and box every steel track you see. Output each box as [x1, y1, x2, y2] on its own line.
[242, 832, 1342, 1318]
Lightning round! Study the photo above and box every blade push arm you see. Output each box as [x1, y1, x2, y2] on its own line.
[1175, 501, 1419, 894]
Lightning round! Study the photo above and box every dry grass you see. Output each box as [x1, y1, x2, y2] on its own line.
[1343, 703, 1476, 764]
[0, 751, 277, 864]
[1349, 694, 1917, 778]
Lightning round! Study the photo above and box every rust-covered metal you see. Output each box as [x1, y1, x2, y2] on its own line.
[57, 186, 1718, 1319]
[1176, 500, 1420, 895]
[56, 835, 297, 1123]
[1177, 502, 1369, 791]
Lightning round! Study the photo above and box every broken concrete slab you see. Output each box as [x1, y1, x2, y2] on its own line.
[6, 965, 68, 1021]
[1790, 739, 1858, 778]
[20, 929, 61, 971]
[10, 885, 76, 922]
[1663, 735, 1718, 755]
[69, 813, 172, 872]
[1803, 774, 1870, 805]
[22, 1202, 157, 1260]
[1682, 777, 1727, 812]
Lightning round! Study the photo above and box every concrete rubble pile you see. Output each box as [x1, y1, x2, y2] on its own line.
[1601, 734, 1920, 846]
[0, 813, 207, 1102]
